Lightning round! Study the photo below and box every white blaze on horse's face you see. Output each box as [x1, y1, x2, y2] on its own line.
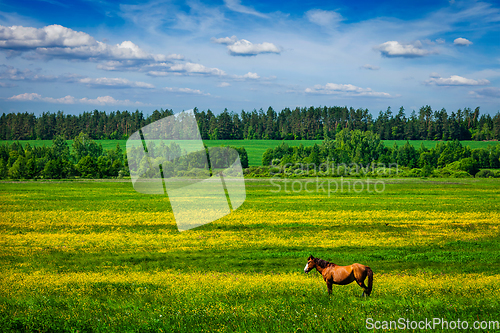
[304, 262, 310, 273]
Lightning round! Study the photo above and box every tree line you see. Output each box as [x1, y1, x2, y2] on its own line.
[0, 133, 249, 180]
[1, 105, 499, 141]
[259, 129, 500, 178]
[0, 133, 128, 180]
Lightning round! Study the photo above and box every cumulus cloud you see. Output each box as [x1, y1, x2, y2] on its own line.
[360, 64, 380, 70]
[227, 39, 280, 56]
[0, 24, 95, 49]
[34, 40, 167, 62]
[164, 87, 210, 96]
[305, 83, 394, 97]
[223, 0, 268, 18]
[425, 74, 489, 86]
[232, 72, 260, 79]
[212, 35, 280, 56]
[0, 24, 270, 77]
[0, 24, 168, 63]
[454, 37, 473, 46]
[0, 24, 219, 77]
[218, 82, 230, 87]
[375, 41, 435, 58]
[7, 92, 144, 105]
[305, 9, 343, 28]
[470, 87, 500, 98]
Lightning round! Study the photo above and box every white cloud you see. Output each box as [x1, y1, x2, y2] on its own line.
[425, 74, 489, 86]
[305, 9, 343, 28]
[0, 66, 155, 89]
[454, 37, 473, 46]
[305, 83, 394, 98]
[96, 60, 133, 71]
[164, 87, 210, 96]
[7, 92, 144, 105]
[0, 24, 95, 49]
[78, 77, 155, 89]
[360, 64, 380, 70]
[79, 95, 144, 106]
[7, 92, 46, 101]
[211, 36, 238, 45]
[218, 82, 230, 87]
[233, 72, 260, 79]
[470, 87, 500, 98]
[167, 54, 185, 60]
[35, 40, 164, 61]
[375, 41, 435, 58]
[212, 35, 280, 56]
[147, 62, 226, 76]
[228, 39, 281, 56]
[169, 63, 226, 75]
[223, 0, 268, 18]
[0, 24, 168, 63]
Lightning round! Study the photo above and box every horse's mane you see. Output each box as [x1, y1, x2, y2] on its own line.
[314, 257, 336, 268]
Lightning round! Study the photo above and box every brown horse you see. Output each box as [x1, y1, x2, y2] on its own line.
[304, 255, 373, 296]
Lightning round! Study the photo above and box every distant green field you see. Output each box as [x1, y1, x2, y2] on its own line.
[205, 140, 323, 166]
[2, 139, 499, 166]
[0, 139, 324, 166]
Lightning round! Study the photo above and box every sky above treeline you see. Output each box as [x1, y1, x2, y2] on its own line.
[0, 0, 499, 116]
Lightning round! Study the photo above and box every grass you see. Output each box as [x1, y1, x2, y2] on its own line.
[2, 139, 499, 166]
[0, 178, 499, 332]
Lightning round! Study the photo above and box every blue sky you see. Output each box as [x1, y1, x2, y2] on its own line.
[0, 0, 499, 116]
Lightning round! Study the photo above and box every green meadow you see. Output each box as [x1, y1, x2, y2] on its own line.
[2, 139, 499, 166]
[1, 178, 499, 332]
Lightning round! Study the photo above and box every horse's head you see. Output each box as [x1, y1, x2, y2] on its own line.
[304, 255, 316, 273]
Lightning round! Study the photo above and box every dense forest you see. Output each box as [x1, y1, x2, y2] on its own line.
[1, 105, 500, 141]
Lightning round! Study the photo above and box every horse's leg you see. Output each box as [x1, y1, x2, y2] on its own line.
[353, 266, 371, 297]
[356, 279, 369, 297]
[326, 280, 333, 295]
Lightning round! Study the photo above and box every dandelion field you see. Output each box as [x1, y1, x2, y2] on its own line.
[0, 179, 499, 332]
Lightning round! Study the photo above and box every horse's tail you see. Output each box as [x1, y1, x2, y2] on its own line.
[366, 266, 373, 296]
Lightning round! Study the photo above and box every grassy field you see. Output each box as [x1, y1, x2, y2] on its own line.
[0, 178, 499, 332]
[2, 139, 499, 167]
